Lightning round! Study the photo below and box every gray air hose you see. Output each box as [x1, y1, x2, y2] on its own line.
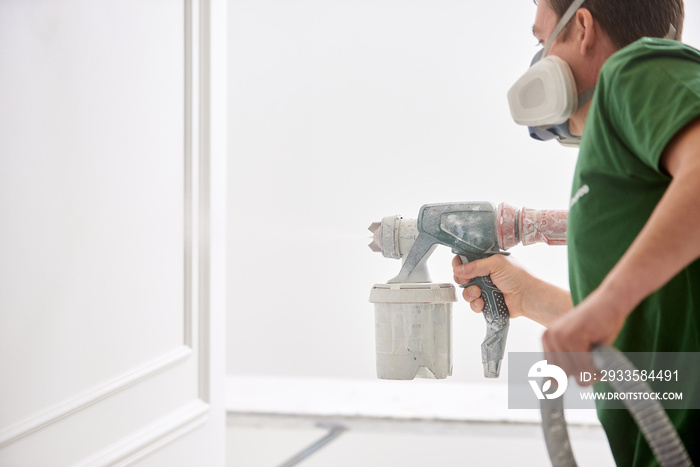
[541, 345, 693, 467]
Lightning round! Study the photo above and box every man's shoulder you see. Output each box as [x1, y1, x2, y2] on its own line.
[601, 38, 700, 81]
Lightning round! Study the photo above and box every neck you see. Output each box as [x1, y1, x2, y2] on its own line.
[568, 99, 592, 136]
[566, 31, 619, 137]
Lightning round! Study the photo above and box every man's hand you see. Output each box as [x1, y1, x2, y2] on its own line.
[452, 255, 529, 317]
[542, 287, 628, 384]
[452, 255, 572, 327]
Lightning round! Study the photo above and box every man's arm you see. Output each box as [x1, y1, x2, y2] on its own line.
[543, 118, 700, 361]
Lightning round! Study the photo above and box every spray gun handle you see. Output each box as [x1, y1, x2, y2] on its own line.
[459, 255, 510, 378]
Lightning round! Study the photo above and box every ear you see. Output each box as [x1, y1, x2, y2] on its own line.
[575, 8, 597, 55]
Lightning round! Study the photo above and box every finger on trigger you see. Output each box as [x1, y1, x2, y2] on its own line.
[464, 284, 481, 301]
[470, 298, 484, 313]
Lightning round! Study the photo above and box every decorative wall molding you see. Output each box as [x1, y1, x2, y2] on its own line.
[184, 0, 195, 351]
[0, 346, 192, 448]
[75, 399, 209, 467]
[197, 0, 213, 406]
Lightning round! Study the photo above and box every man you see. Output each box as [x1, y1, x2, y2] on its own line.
[453, 0, 700, 464]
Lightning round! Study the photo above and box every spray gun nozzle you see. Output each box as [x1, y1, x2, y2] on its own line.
[368, 222, 381, 252]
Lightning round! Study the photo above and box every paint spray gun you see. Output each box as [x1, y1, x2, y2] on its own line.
[368, 202, 567, 379]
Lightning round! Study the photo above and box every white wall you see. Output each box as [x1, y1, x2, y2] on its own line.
[227, 0, 700, 383]
[0, 1, 227, 465]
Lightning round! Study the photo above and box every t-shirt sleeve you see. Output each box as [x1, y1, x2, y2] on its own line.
[602, 48, 700, 173]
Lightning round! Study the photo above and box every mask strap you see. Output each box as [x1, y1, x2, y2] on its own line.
[541, 0, 588, 59]
[578, 86, 596, 107]
[665, 24, 677, 40]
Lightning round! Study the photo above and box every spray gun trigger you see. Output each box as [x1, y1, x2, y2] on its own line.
[459, 277, 488, 289]
[459, 277, 491, 289]
[452, 249, 510, 263]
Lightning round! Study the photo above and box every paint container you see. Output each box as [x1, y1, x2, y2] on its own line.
[369, 282, 456, 380]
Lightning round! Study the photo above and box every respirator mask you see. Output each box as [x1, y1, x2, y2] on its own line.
[507, 0, 591, 147]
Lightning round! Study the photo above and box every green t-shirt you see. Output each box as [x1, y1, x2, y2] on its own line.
[568, 38, 700, 466]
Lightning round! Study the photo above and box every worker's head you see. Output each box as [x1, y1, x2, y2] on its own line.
[508, 0, 685, 146]
[544, 0, 684, 48]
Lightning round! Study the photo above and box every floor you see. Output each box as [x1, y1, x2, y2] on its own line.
[225, 376, 616, 466]
[226, 421, 616, 467]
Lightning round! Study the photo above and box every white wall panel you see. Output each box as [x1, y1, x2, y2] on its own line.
[0, 0, 185, 431]
[0, 0, 226, 465]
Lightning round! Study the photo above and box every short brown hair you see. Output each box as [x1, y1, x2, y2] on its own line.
[545, 0, 684, 49]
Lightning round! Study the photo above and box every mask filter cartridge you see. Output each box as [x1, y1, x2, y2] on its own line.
[508, 56, 578, 127]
